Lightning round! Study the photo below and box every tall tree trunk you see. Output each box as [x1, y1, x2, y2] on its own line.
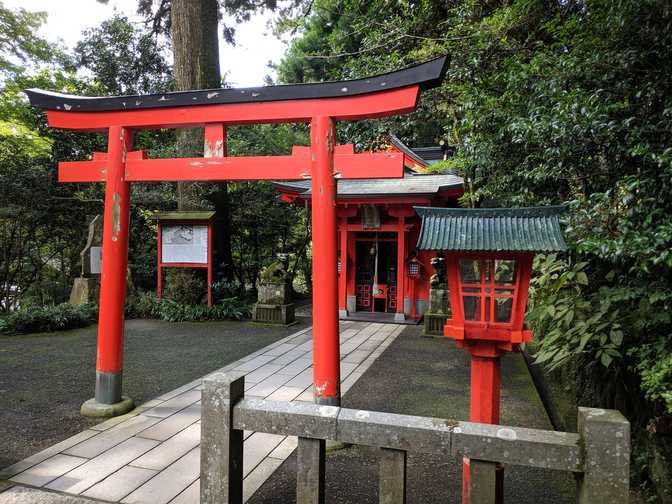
[170, 0, 234, 281]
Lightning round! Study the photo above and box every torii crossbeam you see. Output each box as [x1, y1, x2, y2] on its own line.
[26, 55, 449, 415]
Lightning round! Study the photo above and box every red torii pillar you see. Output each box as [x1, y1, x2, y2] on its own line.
[88, 126, 133, 412]
[310, 116, 340, 405]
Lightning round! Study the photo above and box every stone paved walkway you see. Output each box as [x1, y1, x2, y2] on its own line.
[1, 321, 403, 504]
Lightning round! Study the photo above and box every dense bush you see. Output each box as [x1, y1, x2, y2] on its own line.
[163, 269, 207, 305]
[0, 303, 97, 334]
[126, 291, 251, 322]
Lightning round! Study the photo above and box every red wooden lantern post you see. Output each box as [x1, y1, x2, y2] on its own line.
[27, 56, 449, 415]
[415, 206, 567, 504]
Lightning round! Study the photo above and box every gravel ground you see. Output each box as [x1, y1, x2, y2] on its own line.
[0, 317, 310, 469]
[249, 325, 576, 504]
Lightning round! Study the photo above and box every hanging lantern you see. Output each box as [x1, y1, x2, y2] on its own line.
[406, 254, 422, 279]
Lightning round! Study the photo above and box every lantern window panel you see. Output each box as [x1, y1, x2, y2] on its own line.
[495, 260, 516, 284]
[459, 259, 480, 283]
[463, 295, 481, 321]
[458, 258, 519, 324]
[495, 297, 514, 323]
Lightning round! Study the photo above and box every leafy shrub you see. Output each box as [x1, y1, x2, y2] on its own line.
[126, 292, 251, 322]
[211, 280, 243, 301]
[125, 291, 162, 319]
[631, 342, 672, 415]
[0, 303, 97, 335]
[527, 255, 624, 370]
[163, 269, 206, 305]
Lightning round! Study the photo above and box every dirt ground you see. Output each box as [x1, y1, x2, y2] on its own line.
[0, 317, 310, 469]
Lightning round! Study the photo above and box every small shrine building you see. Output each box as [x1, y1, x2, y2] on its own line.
[275, 135, 463, 323]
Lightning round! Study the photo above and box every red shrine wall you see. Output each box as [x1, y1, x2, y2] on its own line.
[335, 204, 446, 320]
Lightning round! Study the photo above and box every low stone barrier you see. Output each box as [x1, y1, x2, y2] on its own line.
[201, 371, 630, 504]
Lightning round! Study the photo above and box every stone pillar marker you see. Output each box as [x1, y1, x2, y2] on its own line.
[297, 437, 326, 504]
[69, 214, 103, 305]
[577, 407, 630, 504]
[252, 253, 296, 325]
[468, 459, 497, 504]
[424, 256, 450, 335]
[201, 371, 245, 504]
[379, 447, 407, 504]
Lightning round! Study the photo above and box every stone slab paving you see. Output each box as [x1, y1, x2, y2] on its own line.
[1, 321, 403, 504]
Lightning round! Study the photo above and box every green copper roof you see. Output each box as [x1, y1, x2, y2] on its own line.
[415, 206, 567, 252]
[154, 211, 215, 221]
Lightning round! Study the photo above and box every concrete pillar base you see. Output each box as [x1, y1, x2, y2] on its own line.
[338, 309, 348, 318]
[394, 313, 406, 323]
[81, 396, 134, 418]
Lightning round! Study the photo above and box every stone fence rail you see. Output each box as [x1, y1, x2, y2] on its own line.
[200, 371, 630, 504]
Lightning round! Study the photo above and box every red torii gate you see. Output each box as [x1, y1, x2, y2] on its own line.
[26, 56, 448, 415]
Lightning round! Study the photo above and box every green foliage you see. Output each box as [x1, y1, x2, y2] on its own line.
[163, 269, 207, 305]
[73, 14, 172, 95]
[633, 343, 672, 415]
[211, 280, 244, 301]
[126, 291, 251, 322]
[157, 298, 250, 322]
[0, 2, 57, 77]
[528, 255, 624, 370]
[0, 303, 97, 334]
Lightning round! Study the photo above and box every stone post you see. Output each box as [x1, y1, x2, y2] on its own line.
[577, 407, 630, 504]
[379, 447, 407, 504]
[201, 371, 245, 504]
[297, 437, 326, 504]
[468, 459, 498, 504]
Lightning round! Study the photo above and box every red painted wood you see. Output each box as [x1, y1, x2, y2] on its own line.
[470, 356, 501, 423]
[356, 284, 372, 310]
[396, 216, 406, 317]
[96, 126, 132, 374]
[128, 154, 307, 182]
[339, 220, 348, 312]
[441, 251, 535, 504]
[60, 149, 403, 183]
[157, 222, 162, 300]
[346, 231, 356, 301]
[156, 216, 215, 306]
[310, 116, 341, 404]
[59, 152, 107, 182]
[388, 284, 397, 311]
[44, 86, 421, 131]
[207, 221, 213, 308]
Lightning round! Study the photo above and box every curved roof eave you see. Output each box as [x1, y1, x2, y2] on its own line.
[25, 56, 449, 113]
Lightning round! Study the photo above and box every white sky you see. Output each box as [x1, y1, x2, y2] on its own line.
[3, 0, 293, 87]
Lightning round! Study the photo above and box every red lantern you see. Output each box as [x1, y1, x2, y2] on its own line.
[444, 253, 534, 354]
[415, 205, 567, 504]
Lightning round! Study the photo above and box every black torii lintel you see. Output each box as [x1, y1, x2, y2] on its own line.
[25, 55, 449, 112]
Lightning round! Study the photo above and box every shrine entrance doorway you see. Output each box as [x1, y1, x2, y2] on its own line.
[355, 234, 398, 314]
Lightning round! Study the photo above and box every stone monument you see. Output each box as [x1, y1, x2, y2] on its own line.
[70, 215, 103, 305]
[424, 256, 451, 335]
[252, 253, 296, 325]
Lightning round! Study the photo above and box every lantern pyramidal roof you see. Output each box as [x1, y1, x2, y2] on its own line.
[415, 206, 567, 252]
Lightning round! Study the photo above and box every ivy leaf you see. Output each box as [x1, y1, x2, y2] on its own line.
[610, 330, 624, 346]
[601, 352, 613, 367]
